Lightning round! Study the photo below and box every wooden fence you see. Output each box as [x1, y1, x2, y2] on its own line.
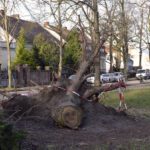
[0, 66, 52, 87]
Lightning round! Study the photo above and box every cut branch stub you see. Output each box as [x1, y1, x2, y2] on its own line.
[51, 103, 83, 129]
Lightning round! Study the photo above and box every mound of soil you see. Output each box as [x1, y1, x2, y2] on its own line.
[6, 101, 150, 150]
[2, 86, 150, 149]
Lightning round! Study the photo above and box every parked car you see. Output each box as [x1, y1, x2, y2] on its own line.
[136, 69, 150, 80]
[100, 73, 114, 83]
[86, 76, 95, 84]
[68, 74, 77, 81]
[112, 72, 125, 82]
[127, 70, 136, 78]
[86, 73, 114, 84]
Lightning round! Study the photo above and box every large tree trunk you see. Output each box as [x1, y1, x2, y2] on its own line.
[39, 86, 83, 129]
[93, 0, 101, 87]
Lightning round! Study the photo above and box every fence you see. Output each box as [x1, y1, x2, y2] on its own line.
[0, 66, 52, 87]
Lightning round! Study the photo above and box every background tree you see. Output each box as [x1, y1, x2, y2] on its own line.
[69, 0, 103, 87]
[12, 28, 31, 67]
[30, 33, 59, 69]
[119, 0, 129, 77]
[36, 0, 66, 78]
[63, 29, 82, 70]
[147, 6, 150, 61]
[145, 5, 150, 61]
[110, 0, 133, 77]
[13, 31, 59, 69]
[92, 0, 101, 87]
[131, 1, 148, 69]
[103, 0, 117, 72]
[0, 0, 19, 88]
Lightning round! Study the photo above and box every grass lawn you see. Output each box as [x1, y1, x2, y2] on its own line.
[101, 87, 150, 118]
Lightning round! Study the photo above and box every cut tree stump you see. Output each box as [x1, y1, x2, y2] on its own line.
[42, 87, 83, 129]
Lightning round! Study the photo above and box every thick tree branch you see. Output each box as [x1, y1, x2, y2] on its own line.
[82, 81, 126, 99]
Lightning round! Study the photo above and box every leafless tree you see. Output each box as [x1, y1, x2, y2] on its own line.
[147, 6, 150, 61]
[103, 0, 117, 72]
[130, 0, 150, 68]
[119, 0, 129, 77]
[2, 0, 128, 129]
[68, 0, 109, 87]
[0, 0, 19, 88]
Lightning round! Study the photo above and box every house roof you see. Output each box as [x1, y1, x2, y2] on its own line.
[0, 15, 60, 45]
[48, 25, 70, 40]
[44, 23, 91, 44]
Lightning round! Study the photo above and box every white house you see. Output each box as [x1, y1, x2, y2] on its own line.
[0, 25, 17, 69]
[0, 11, 60, 70]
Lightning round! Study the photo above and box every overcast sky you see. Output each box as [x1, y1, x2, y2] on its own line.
[1, 0, 150, 24]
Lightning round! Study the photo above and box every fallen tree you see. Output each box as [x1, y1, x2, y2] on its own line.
[1, 20, 126, 129]
[1, 0, 126, 129]
[1, 79, 126, 129]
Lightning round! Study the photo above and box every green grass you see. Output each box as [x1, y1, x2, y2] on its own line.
[101, 87, 150, 118]
[102, 88, 150, 108]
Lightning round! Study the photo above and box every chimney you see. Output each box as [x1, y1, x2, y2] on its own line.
[0, 10, 5, 16]
[44, 21, 50, 27]
[11, 14, 20, 19]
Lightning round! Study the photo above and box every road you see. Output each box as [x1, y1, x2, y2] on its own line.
[126, 79, 150, 89]
[0, 79, 150, 100]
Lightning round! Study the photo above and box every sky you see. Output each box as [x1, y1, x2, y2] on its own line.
[1, 0, 150, 25]
[0, 1, 48, 22]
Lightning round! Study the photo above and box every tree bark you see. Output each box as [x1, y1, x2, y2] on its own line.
[139, 9, 144, 69]
[93, 0, 101, 87]
[3, 6, 12, 88]
[120, 0, 129, 78]
[58, 0, 63, 78]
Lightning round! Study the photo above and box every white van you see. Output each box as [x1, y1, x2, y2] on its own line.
[136, 69, 150, 79]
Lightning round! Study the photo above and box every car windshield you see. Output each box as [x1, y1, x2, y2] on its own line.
[102, 74, 109, 77]
[114, 72, 123, 76]
[114, 73, 118, 76]
[137, 70, 145, 73]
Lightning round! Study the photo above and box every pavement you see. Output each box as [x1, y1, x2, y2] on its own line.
[126, 79, 150, 88]
[96, 78, 150, 88]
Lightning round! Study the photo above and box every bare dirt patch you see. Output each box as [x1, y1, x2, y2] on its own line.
[10, 102, 150, 150]
[1, 85, 150, 150]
